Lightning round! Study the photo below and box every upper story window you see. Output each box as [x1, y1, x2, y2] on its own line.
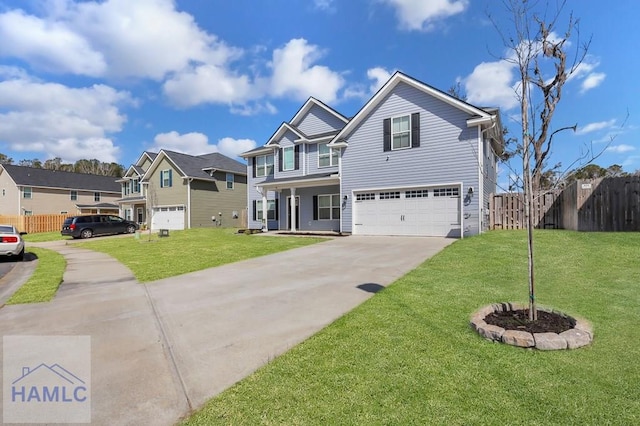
[23, 187, 32, 199]
[282, 147, 295, 171]
[161, 169, 173, 188]
[70, 190, 78, 201]
[123, 182, 130, 195]
[132, 178, 140, 193]
[383, 112, 420, 152]
[392, 115, 411, 150]
[94, 192, 101, 202]
[318, 143, 338, 168]
[226, 173, 234, 190]
[256, 154, 274, 177]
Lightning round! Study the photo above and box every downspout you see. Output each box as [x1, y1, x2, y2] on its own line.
[479, 118, 498, 233]
[187, 178, 193, 229]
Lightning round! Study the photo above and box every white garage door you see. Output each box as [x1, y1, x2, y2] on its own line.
[353, 187, 461, 237]
[151, 206, 185, 230]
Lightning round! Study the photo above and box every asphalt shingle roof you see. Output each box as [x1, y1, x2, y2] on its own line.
[162, 150, 246, 179]
[1, 164, 120, 192]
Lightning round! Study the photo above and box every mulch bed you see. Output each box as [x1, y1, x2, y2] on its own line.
[484, 309, 575, 334]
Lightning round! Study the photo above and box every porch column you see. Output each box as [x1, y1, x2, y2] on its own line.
[289, 187, 296, 232]
[261, 192, 268, 232]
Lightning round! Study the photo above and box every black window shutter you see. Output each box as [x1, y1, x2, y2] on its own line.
[411, 112, 420, 148]
[252, 157, 257, 178]
[278, 149, 283, 172]
[275, 199, 279, 220]
[294, 145, 300, 170]
[313, 196, 318, 220]
[252, 200, 256, 221]
[160, 172, 163, 188]
[383, 118, 391, 152]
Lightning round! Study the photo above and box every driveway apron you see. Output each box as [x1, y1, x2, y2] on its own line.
[0, 236, 454, 425]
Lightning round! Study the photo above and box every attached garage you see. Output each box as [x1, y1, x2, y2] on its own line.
[151, 205, 185, 230]
[352, 186, 461, 237]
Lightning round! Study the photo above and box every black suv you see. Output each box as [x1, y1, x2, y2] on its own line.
[61, 215, 138, 239]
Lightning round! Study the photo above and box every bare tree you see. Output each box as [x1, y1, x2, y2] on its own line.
[490, 0, 591, 321]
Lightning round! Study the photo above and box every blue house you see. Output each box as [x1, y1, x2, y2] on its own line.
[241, 72, 504, 237]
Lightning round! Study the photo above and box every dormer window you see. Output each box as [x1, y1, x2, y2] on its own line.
[282, 147, 294, 171]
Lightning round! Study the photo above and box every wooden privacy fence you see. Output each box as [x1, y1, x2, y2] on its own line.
[0, 214, 72, 234]
[490, 177, 640, 232]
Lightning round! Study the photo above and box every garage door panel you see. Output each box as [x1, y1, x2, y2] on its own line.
[353, 187, 460, 237]
[151, 206, 185, 230]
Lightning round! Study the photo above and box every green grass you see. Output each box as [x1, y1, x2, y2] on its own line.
[184, 230, 640, 425]
[6, 247, 66, 304]
[22, 231, 72, 243]
[78, 228, 326, 282]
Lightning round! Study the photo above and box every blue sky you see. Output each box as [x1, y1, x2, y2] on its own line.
[0, 0, 637, 187]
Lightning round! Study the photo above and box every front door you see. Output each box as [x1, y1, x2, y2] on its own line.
[286, 196, 300, 230]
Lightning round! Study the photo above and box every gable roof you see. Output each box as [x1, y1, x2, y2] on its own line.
[330, 71, 497, 144]
[290, 97, 349, 128]
[142, 150, 246, 182]
[265, 122, 306, 146]
[1, 164, 120, 192]
[134, 151, 157, 166]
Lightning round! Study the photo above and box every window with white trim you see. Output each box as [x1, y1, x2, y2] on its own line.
[226, 173, 234, 190]
[406, 189, 429, 198]
[94, 192, 101, 202]
[70, 190, 78, 200]
[355, 193, 375, 201]
[379, 191, 400, 200]
[318, 143, 338, 167]
[132, 178, 140, 193]
[124, 209, 132, 221]
[256, 200, 277, 220]
[433, 188, 460, 197]
[318, 194, 340, 220]
[23, 187, 32, 199]
[392, 115, 411, 150]
[256, 154, 274, 177]
[282, 147, 294, 171]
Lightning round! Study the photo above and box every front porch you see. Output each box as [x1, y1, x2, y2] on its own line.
[256, 173, 341, 233]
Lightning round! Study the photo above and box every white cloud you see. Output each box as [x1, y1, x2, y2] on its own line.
[150, 132, 256, 159]
[0, 9, 106, 76]
[269, 38, 344, 103]
[463, 60, 519, 110]
[0, 0, 238, 80]
[576, 119, 616, 135]
[380, 0, 469, 31]
[605, 144, 635, 154]
[163, 65, 255, 107]
[0, 73, 132, 163]
[367, 67, 393, 93]
[216, 137, 257, 158]
[229, 102, 278, 116]
[580, 72, 606, 93]
[313, 0, 335, 12]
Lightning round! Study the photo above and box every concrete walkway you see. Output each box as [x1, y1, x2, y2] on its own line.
[0, 236, 454, 425]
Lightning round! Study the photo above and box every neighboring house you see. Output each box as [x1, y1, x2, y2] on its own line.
[241, 71, 504, 237]
[0, 164, 120, 216]
[117, 150, 247, 230]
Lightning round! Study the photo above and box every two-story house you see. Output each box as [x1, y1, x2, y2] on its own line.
[241, 71, 503, 237]
[0, 164, 120, 216]
[117, 150, 247, 230]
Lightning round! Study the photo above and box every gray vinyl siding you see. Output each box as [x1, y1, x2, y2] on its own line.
[295, 104, 346, 136]
[482, 138, 498, 231]
[0, 169, 19, 215]
[146, 158, 187, 227]
[246, 153, 279, 229]
[341, 81, 482, 236]
[189, 173, 247, 228]
[307, 143, 339, 175]
[278, 185, 340, 232]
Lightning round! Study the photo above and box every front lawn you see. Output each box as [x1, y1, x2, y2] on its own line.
[22, 231, 72, 243]
[6, 247, 66, 304]
[184, 230, 640, 425]
[78, 228, 326, 282]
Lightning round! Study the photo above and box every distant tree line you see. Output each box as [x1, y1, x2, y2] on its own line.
[0, 153, 124, 177]
[538, 163, 640, 190]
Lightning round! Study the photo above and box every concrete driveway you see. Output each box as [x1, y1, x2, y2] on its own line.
[0, 235, 454, 425]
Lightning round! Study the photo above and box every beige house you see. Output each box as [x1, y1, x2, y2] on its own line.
[0, 164, 120, 216]
[117, 150, 247, 230]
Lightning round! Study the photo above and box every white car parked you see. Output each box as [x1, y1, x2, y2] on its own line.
[0, 225, 26, 261]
